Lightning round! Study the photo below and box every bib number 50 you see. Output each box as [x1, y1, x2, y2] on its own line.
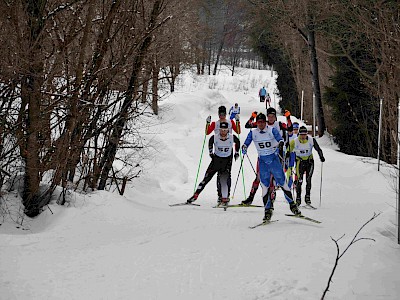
[258, 142, 271, 148]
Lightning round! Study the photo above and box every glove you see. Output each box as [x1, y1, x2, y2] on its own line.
[234, 152, 239, 161]
[235, 114, 240, 121]
[241, 145, 247, 155]
[206, 116, 211, 123]
[320, 156, 325, 162]
[284, 110, 291, 118]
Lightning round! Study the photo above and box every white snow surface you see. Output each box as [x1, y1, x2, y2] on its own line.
[1, 67, 399, 300]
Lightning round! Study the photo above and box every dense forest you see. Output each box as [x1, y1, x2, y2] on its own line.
[0, 0, 398, 217]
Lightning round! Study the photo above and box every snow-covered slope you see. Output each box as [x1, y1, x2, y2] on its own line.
[1, 67, 399, 300]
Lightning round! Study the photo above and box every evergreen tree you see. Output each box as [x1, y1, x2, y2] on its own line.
[324, 55, 379, 157]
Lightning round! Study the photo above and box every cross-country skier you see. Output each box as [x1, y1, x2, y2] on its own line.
[285, 122, 299, 188]
[265, 93, 271, 108]
[187, 122, 240, 206]
[259, 86, 267, 102]
[287, 126, 325, 206]
[241, 113, 301, 221]
[241, 108, 292, 206]
[228, 103, 240, 120]
[206, 105, 240, 135]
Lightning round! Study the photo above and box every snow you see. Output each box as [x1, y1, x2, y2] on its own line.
[1, 67, 400, 300]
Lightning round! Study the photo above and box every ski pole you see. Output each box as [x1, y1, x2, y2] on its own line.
[246, 153, 257, 176]
[236, 119, 246, 199]
[231, 155, 244, 199]
[193, 132, 207, 193]
[238, 136, 246, 199]
[319, 162, 323, 207]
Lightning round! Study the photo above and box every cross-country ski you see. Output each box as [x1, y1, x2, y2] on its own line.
[169, 202, 201, 207]
[285, 214, 321, 224]
[249, 220, 279, 229]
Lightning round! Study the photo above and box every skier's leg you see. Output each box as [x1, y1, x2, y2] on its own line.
[305, 159, 315, 204]
[220, 157, 233, 202]
[295, 160, 306, 205]
[259, 158, 273, 209]
[193, 161, 217, 197]
[243, 158, 260, 205]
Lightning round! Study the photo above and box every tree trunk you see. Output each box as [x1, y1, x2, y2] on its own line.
[20, 0, 47, 217]
[307, 22, 326, 136]
[213, 38, 225, 75]
[152, 57, 159, 115]
[98, 0, 164, 190]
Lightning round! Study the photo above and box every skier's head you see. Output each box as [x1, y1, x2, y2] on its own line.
[234, 103, 238, 107]
[299, 126, 308, 139]
[256, 113, 267, 130]
[218, 106, 227, 118]
[266, 107, 276, 124]
[293, 122, 299, 133]
[219, 121, 229, 137]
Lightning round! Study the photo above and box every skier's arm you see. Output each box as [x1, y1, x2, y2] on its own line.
[313, 138, 325, 162]
[272, 127, 283, 143]
[229, 106, 233, 115]
[206, 122, 215, 135]
[233, 135, 240, 152]
[279, 122, 288, 142]
[245, 112, 257, 129]
[208, 136, 215, 157]
[284, 110, 293, 131]
[244, 131, 253, 147]
[273, 127, 284, 158]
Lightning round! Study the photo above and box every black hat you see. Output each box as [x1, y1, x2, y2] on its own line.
[220, 121, 229, 129]
[218, 106, 227, 115]
[267, 107, 276, 116]
[299, 126, 308, 135]
[256, 113, 267, 122]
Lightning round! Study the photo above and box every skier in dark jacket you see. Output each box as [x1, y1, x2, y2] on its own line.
[187, 121, 240, 206]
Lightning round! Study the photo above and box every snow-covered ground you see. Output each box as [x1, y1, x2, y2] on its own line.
[1, 67, 399, 300]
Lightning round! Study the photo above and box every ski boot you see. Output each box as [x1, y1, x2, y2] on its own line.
[305, 195, 311, 205]
[220, 198, 230, 207]
[187, 193, 198, 204]
[289, 202, 301, 215]
[241, 196, 254, 206]
[263, 208, 274, 221]
[296, 196, 301, 207]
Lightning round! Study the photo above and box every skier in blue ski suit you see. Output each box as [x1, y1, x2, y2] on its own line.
[241, 113, 301, 221]
[259, 87, 267, 102]
[229, 103, 240, 120]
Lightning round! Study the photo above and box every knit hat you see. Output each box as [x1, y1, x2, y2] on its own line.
[266, 107, 276, 116]
[299, 126, 308, 135]
[220, 121, 229, 129]
[256, 113, 267, 122]
[293, 122, 300, 129]
[218, 106, 227, 115]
